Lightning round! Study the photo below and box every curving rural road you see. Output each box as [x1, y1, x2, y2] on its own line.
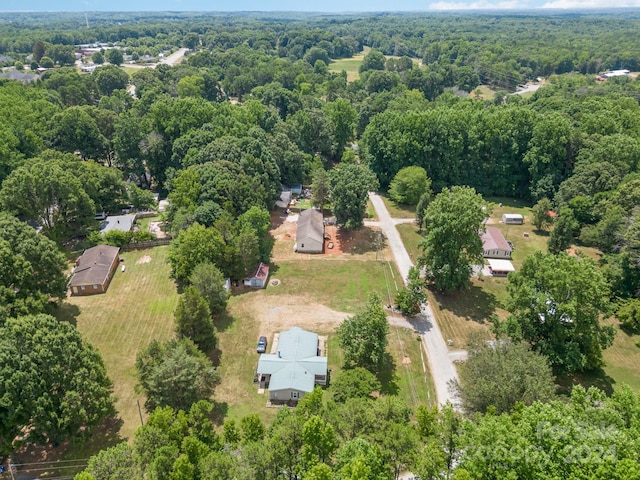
[369, 193, 461, 408]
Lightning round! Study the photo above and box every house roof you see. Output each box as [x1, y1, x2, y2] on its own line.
[276, 190, 292, 209]
[502, 213, 523, 220]
[247, 262, 269, 282]
[482, 227, 512, 252]
[487, 258, 515, 272]
[297, 209, 323, 244]
[0, 70, 38, 83]
[99, 214, 135, 234]
[69, 245, 119, 287]
[257, 327, 327, 393]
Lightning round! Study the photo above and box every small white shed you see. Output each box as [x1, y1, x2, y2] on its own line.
[502, 213, 524, 225]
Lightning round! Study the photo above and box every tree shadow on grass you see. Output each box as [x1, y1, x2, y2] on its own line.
[48, 301, 81, 326]
[431, 284, 500, 323]
[211, 401, 228, 426]
[336, 226, 385, 255]
[209, 348, 222, 368]
[377, 352, 399, 395]
[555, 368, 616, 397]
[213, 311, 234, 332]
[12, 416, 125, 478]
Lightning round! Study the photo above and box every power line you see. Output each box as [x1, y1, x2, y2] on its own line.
[11, 459, 91, 467]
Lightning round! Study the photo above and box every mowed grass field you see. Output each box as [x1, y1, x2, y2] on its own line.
[65, 246, 179, 440]
[328, 46, 369, 82]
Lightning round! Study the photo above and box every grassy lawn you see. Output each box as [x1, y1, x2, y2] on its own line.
[137, 214, 161, 232]
[267, 259, 400, 313]
[328, 46, 370, 82]
[380, 194, 417, 219]
[386, 327, 436, 407]
[120, 66, 142, 76]
[472, 85, 497, 100]
[64, 246, 179, 441]
[397, 223, 423, 265]
[601, 319, 640, 391]
[329, 54, 365, 82]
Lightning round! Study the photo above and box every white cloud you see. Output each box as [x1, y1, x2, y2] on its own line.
[541, 0, 640, 6]
[429, 0, 527, 10]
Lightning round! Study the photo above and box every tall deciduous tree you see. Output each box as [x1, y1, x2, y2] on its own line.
[454, 341, 556, 414]
[330, 367, 381, 402]
[547, 206, 577, 254]
[189, 262, 229, 314]
[0, 157, 95, 241]
[0, 214, 67, 320]
[168, 223, 227, 283]
[311, 168, 330, 212]
[136, 338, 220, 412]
[336, 293, 389, 372]
[93, 64, 129, 96]
[174, 286, 217, 352]
[395, 266, 427, 316]
[0, 314, 113, 454]
[388, 166, 431, 206]
[325, 98, 357, 159]
[504, 251, 615, 373]
[418, 186, 488, 292]
[329, 163, 379, 230]
[105, 48, 124, 66]
[531, 197, 554, 231]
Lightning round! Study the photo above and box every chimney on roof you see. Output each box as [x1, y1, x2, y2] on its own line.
[278, 351, 281, 358]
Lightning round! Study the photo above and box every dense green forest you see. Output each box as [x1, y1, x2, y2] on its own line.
[1, 10, 640, 480]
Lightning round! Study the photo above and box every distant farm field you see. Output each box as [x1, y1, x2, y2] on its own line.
[329, 53, 366, 82]
[65, 246, 179, 441]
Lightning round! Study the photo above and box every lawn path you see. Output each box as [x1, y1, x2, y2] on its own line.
[369, 192, 461, 408]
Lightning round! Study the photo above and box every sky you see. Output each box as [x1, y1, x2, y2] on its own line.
[2, 0, 640, 11]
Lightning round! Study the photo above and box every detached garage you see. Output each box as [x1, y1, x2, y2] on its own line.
[295, 209, 324, 254]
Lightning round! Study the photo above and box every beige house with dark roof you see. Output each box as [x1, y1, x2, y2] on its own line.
[69, 245, 120, 295]
[294, 208, 324, 253]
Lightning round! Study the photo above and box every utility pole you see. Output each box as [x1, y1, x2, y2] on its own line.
[137, 399, 144, 426]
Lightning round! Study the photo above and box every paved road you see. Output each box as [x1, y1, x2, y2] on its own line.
[159, 47, 189, 66]
[369, 193, 460, 407]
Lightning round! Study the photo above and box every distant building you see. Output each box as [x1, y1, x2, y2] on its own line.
[0, 55, 15, 64]
[99, 214, 135, 235]
[276, 189, 292, 209]
[0, 70, 38, 83]
[602, 69, 630, 78]
[69, 245, 120, 295]
[257, 327, 327, 404]
[295, 209, 324, 254]
[482, 227, 512, 259]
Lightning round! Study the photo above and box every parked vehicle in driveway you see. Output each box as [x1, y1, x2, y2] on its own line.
[256, 336, 267, 353]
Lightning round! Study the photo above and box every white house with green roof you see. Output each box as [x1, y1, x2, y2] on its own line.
[257, 327, 327, 404]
